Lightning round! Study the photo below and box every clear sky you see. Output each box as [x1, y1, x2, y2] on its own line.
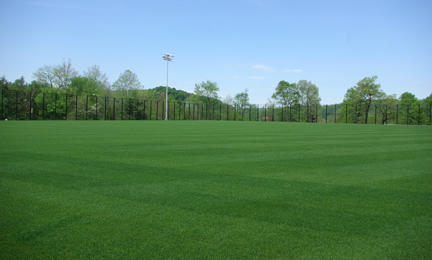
[1, 0, 431, 105]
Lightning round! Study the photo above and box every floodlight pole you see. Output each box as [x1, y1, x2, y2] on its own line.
[166, 59, 169, 120]
[162, 53, 175, 120]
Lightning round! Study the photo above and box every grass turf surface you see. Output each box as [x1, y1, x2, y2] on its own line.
[0, 121, 431, 259]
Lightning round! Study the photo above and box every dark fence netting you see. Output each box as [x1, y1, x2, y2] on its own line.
[1, 90, 431, 125]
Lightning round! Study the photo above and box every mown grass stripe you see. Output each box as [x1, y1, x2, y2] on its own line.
[1, 121, 431, 259]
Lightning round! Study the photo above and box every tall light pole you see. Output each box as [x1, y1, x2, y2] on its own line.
[162, 53, 175, 120]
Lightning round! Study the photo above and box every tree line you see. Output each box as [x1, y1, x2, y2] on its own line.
[1, 59, 431, 123]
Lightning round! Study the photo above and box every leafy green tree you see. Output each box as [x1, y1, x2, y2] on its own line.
[83, 65, 111, 97]
[399, 92, 424, 124]
[33, 59, 77, 91]
[70, 76, 104, 96]
[113, 70, 141, 97]
[194, 80, 220, 119]
[32, 65, 55, 87]
[234, 88, 249, 107]
[1, 76, 10, 91]
[52, 59, 78, 89]
[345, 76, 385, 124]
[271, 80, 299, 106]
[34, 87, 71, 120]
[0, 76, 10, 119]
[234, 89, 250, 120]
[423, 93, 432, 124]
[11, 76, 26, 92]
[425, 93, 432, 106]
[1, 77, 26, 120]
[194, 80, 219, 105]
[223, 94, 234, 106]
[83, 65, 110, 88]
[150, 86, 191, 102]
[272, 80, 299, 121]
[376, 94, 398, 124]
[298, 80, 321, 122]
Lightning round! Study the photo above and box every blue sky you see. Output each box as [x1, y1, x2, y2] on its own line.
[1, 0, 431, 104]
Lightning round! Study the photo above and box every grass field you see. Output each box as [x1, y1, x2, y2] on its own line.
[1, 121, 431, 259]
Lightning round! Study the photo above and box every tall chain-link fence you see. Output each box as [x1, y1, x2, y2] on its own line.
[1, 90, 431, 125]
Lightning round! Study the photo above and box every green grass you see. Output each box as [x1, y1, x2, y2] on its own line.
[1, 121, 431, 259]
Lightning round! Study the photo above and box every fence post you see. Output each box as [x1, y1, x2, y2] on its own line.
[162, 101, 165, 121]
[430, 104, 432, 126]
[105, 97, 107, 120]
[65, 94, 68, 120]
[15, 91, 18, 120]
[355, 104, 357, 124]
[264, 105, 266, 121]
[272, 106, 275, 121]
[385, 105, 387, 124]
[242, 105, 244, 121]
[86, 95, 88, 120]
[157, 100, 160, 120]
[345, 104, 347, 123]
[1, 90, 3, 120]
[41, 92, 44, 120]
[289, 104, 291, 122]
[113, 98, 116, 120]
[121, 98, 124, 120]
[257, 105, 259, 121]
[316, 104, 318, 123]
[418, 104, 421, 125]
[407, 105, 409, 125]
[375, 104, 377, 124]
[396, 105, 398, 125]
[28, 93, 31, 120]
[76, 95, 78, 120]
[54, 93, 57, 121]
[299, 104, 301, 123]
[150, 100, 152, 120]
[143, 100, 147, 120]
[96, 96, 98, 120]
[281, 105, 284, 122]
[325, 105, 327, 123]
[334, 104, 336, 123]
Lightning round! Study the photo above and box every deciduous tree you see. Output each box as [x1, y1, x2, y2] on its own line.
[223, 94, 234, 106]
[70, 76, 104, 96]
[194, 80, 220, 105]
[345, 76, 385, 124]
[234, 88, 249, 107]
[298, 80, 321, 122]
[234, 88, 250, 119]
[83, 65, 110, 90]
[112, 70, 141, 97]
[376, 94, 398, 124]
[32, 65, 55, 87]
[400, 92, 424, 124]
[271, 80, 299, 106]
[52, 59, 78, 89]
